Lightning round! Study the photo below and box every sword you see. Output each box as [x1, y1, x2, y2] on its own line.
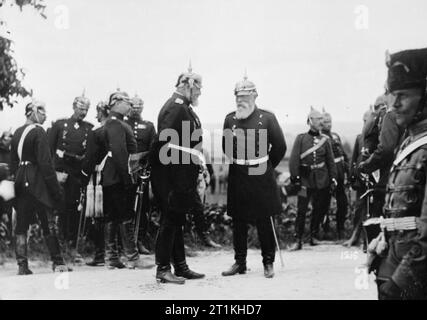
[134, 168, 150, 245]
[270, 216, 284, 268]
[75, 188, 86, 253]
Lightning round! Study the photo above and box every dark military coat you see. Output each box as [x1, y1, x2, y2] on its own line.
[322, 130, 349, 182]
[289, 130, 337, 190]
[150, 92, 203, 213]
[125, 116, 156, 153]
[48, 117, 94, 176]
[10, 124, 61, 209]
[222, 106, 286, 221]
[377, 118, 427, 298]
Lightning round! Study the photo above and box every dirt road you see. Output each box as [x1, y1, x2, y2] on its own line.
[0, 244, 377, 300]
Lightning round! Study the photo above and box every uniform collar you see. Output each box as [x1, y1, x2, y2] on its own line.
[129, 114, 142, 122]
[173, 92, 190, 106]
[408, 118, 427, 139]
[71, 115, 82, 124]
[308, 129, 320, 136]
[109, 111, 124, 120]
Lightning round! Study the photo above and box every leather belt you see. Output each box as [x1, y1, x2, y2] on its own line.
[310, 162, 325, 170]
[232, 155, 269, 166]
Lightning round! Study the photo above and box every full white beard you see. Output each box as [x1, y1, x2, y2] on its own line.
[235, 106, 254, 119]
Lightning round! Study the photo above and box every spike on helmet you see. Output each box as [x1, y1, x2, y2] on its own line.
[175, 61, 202, 89]
[308, 106, 322, 119]
[131, 94, 144, 108]
[234, 70, 257, 97]
[73, 89, 90, 109]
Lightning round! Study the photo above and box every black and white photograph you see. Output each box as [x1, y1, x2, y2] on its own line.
[0, 0, 427, 306]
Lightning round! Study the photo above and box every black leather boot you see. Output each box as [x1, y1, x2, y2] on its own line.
[156, 265, 185, 284]
[105, 222, 125, 269]
[15, 234, 33, 275]
[174, 261, 205, 279]
[264, 263, 274, 278]
[221, 263, 247, 276]
[45, 234, 72, 272]
[137, 240, 151, 255]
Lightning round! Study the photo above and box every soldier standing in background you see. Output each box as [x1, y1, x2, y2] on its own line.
[321, 110, 349, 240]
[11, 101, 71, 274]
[48, 92, 93, 264]
[125, 95, 156, 255]
[288, 107, 337, 250]
[221, 75, 286, 278]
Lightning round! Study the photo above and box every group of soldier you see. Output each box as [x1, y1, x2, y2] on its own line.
[0, 45, 427, 299]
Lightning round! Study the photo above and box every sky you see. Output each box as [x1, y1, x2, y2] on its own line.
[1, 0, 427, 132]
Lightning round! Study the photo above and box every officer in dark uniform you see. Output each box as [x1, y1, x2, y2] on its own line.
[10, 101, 71, 274]
[84, 101, 110, 267]
[125, 95, 156, 255]
[321, 110, 349, 240]
[221, 75, 286, 278]
[150, 65, 205, 284]
[371, 48, 427, 300]
[48, 92, 94, 264]
[91, 91, 152, 270]
[288, 107, 338, 250]
[358, 95, 404, 219]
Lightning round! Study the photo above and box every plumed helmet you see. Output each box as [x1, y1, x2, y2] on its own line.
[175, 61, 202, 89]
[386, 48, 427, 92]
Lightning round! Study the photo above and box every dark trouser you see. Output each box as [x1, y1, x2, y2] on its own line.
[14, 192, 65, 266]
[192, 205, 209, 235]
[295, 187, 330, 239]
[103, 183, 138, 263]
[155, 190, 203, 268]
[323, 180, 348, 234]
[58, 173, 81, 247]
[232, 217, 275, 265]
[89, 218, 105, 260]
[349, 189, 368, 243]
[370, 188, 385, 218]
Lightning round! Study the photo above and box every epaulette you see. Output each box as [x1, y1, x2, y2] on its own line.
[226, 110, 237, 119]
[258, 108, 275, 116]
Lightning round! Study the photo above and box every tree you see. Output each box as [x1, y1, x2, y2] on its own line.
[0, 0, 46, 110]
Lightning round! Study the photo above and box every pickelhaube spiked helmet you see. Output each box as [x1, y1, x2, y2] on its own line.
[322, 107, 331, 121]
[175, 61, 202, 89]
[108, 88, 131, 107]
[131, 94, 144, 108]
[234, 70, 257, 96]
[308, 106, 322, 119]
[73, 89, 90, 109]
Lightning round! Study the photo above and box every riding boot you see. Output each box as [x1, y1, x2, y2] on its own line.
[15, 234, 32, 275]
[120, 220, 154, 269]
[173, 260, 205, 279]
[86, 221, 105, 266]
[263, 263, 274, 278]
[105, 221, 125, 269]
[45, 234, 72, 272]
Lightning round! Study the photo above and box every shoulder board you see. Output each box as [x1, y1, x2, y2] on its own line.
[226, 111, 236, 118]
[258, 108, 274, 116]
[174, 97, 184, 104]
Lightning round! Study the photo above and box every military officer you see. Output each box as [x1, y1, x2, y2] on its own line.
[321, 110, 349, 240]
[10, 101, 71, 274]
[372, 48, 427, 300]
[84, 101, 110, 267]
[125, 94, 156, 255]
[221, 75, 286, 278]
[48, 92, 94, 264]
[150, 65, 205, 284]
[288, 107, 338, 250]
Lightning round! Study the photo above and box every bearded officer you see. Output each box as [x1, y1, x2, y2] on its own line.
[11, 101, 71, 274]
[150, 65, 205, 284]
[221, 75, 286, 278]
[373, 48, 427, 300]
[321, 109, 349, 240]
[48, 92, 94, 264]
[288, 107, 337, 250]
[125, 95, 156, 255]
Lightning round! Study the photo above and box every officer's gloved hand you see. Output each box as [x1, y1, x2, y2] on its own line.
[379, 279, 402, 300]
[290, 176, 301, 192]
